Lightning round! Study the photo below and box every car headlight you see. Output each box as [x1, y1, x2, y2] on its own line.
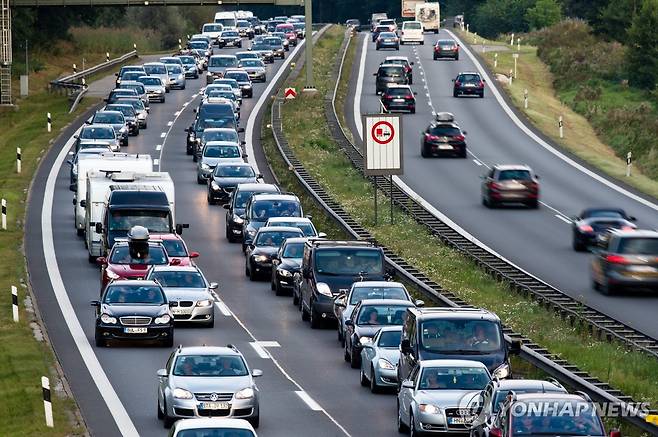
[377, 358, 395, 370]
[173, 388, 193, 399]
[106, 270, 120, 280]
[119, 126, 127, 134]
[72, 166, 78, 176]
[278, 268, 292, 277]
[196, 299, 213, 307]
[201, 163, 210, 170]
[211, 181, 220, 190]
[233, 215, 244, 224]
[254, 255, 269, 263]
[138, 113, 146, 119]
[219, 39, 224, 42]
[154, 314, 171, 324]
[419, 404, 441, 414]
[246, 229, 256, 237]
[178, 74, 184, 80]
[317, 282, 333, 297]
[359, 336, 373, 345]
[235, 387, 254, 399]
[493, 363, 510, 379]
[100, 313, 117, 324]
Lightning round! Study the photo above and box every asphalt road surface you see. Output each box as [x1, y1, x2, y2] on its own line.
[348, 30, 658, 339]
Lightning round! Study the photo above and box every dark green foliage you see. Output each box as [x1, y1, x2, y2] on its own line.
[525, 0, 562, 30]
[472, 0, 534, 38]
[626, 0, 658, 90]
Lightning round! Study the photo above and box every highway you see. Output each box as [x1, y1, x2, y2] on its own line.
[347, 30, 658, 340]
[25, 36, 402, 436]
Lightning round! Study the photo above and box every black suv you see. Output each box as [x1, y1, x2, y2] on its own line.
[224, 183, 280, 243]
[421, 112, 467, 158]
[453, 71, 485, 98]
[295, 240, 391, 329]
[241, 193, 303, 252]
[397, 307, 520, 385]
[374, 64, 408, 95]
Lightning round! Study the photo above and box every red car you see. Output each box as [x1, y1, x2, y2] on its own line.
[276, 24, 298, 46]
[97, 241, 181, 291]
[157, 233, 199, 266]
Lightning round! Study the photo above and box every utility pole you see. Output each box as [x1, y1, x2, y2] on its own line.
[304, 0, 315, 90]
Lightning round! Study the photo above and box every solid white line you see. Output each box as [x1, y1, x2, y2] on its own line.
[445, 28, 658, 213]
[296, 390, 322, 411]
[555, 214, 572, 224]
[215, 301, 232, 317]
[174, 111, 181, 116]
[42, 126, 139, 436]
[473, 159, 483, 166]
[249, 342, 270, 359]
[257, 340, 281, 348]
[354, 35, 368, 139]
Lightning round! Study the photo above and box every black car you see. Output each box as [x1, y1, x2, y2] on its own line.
[91, 280, 174, 347]
[381, 56, 413, 84]
[453, 72, 485, 98]
[421, 112, 467, 158]
[271, 237, 307, 296]
[343, 299, 415, 368]
[245, 227, 304, 281]
[296, 240, 390, 329]
[571, 208, 637, 251]
[380, 85, 416, 113]
[224, 183, 280, 243]
[218, 30, 242, 48]
[433, 39, 460, 60]
[242, 193, 303, 252]
[208, 163, 260, 205]
[374, 64, 408, 95]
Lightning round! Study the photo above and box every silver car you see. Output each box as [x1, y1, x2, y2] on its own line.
[157, 345, 262, 429]
[146, 266, 217, 327]
[166, 64, 186, 90]
[74, 125, 120, 152]
[397, 359, 491, 435]
[212, 78, 242, 103]
[239, 59, 267, 83]
[143, 62, 171, 92]
[207, 55, 240, 84]
[116, 97, 148, 129]
[90, 110, 128, 147]
[177, 55, 200, 79]
[116, 80, 150, 109]
[359, 326, 402, 392]
[197, 141, 245, 183]
[137, 75, 166, 103]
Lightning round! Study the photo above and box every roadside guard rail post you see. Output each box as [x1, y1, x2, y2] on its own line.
[49, 50, 138, 113]
[264, 26, 658, 434]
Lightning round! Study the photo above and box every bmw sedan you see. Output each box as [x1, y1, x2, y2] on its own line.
[360, 326, 402, 393]
[245, 227, 304, 281]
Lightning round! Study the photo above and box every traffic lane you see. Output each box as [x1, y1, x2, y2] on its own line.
[359, 35, 658, 338]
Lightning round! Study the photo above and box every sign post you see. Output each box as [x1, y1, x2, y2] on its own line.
[362, 114, 403, 225]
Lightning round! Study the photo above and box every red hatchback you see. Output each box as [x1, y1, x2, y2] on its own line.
[276, 24, 298, 45]
[158, 233, 199, 266]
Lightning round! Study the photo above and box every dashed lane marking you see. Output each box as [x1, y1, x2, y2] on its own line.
[155, 144, 162, 151]
[160, 132, 166, 138]
[296, 391, 323, 411]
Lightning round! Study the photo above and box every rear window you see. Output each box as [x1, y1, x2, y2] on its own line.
[404, 22, 422, 29]
[379, 32, 397, 38]
[617, 237, 658, 255]
[458, 74, 481, 83]
[204, 145, 241, 158]
[428, 126, 461, 136]
[222, 31, 239, 38]
[387, 88, 412, 96]
[210, 57, 238, 68]
[438, 39, 456, 47]
[225, 71, 249, 81]
[138, 77, 162, 86]
[93, 112, 123, 124]
[497, 170, 532, 181]
[379, 66, 404, 76]
[144, 65, 166, 75]
[203, 24, 222, 32]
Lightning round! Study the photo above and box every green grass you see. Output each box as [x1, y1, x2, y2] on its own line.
[70, 26, 167, 55]
[261, 25, 658, 434]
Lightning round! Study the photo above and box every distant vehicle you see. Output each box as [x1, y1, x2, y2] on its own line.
[264, 217, 324, 238]
[239, 59, 267, 83]
[376, 31, 400, 51]
[453, 71, 485, 97]
[165, 64, 186, 90]
[481, 164, 540, 208]
[207, 55, 239, 83]
[106, 88, 138, 105]
[249, 43, 275, 63]
[176, 55, 200, 79]
[241, 193, 303, 251]
[270, 32, 290, 51]
[115, 65, 145, 87]
[263, 37, 285, 59]
[224, 183, 281, 243]
[143, 62, 171, 92]
[571, 208, 637, 251]
[115, 97, 148, 129]
[453, 14, 464, 28]
[245, 226, 304, 281]
[103, 103, 139, 136]
[359, 326, 402, 392]
[380, 84, 416, 113]
[374, 64, 408, 95]
[207, 162, 260, 204]
[346, 19, 361, 28]
[90, 110, 128, 147]
[371, 25, 391, 42]
[416, 2, 440, 34]
[74, 125, 120, 152]
[196, 141, 245, 183]
[421, 112, 467, 158]
[400, 20, 424, 45]
[378, 18, 398, 32]
[224, 69, 253, 98]
[434, 38, 460, 60]
[201, 22, 223, 42]
[214, 11, 238, 29]
[218, 30, 242, 49]
[370, 12, 388, 31]
[236, 20, 255, 39]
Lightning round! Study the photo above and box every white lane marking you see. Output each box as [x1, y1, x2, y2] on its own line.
[249, 342, 271, 359]
[257, 341, 281, 348]
[167, 121, 173, 127]
[42, 127, 139, 436]
[174, 111, 181, 116]
[296, 391, 322, 411]
[155, 144, 162, 151]
[445, 29, 658, 213]
[353, 34, 368, 138]
[245, 32, 310, 174]
[158, 93, 199, 168]
[473, 159, 483, 166]
[160, 132, 166, 138]
[215, 301, 233, 317]
[182, 102, 189, 107]
[555, 214, 572, 224]
[153, 159, 160, 167]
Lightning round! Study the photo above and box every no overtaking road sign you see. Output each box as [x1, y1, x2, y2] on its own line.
[362, 114, 403, 176]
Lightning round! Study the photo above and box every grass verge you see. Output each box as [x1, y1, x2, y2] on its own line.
[456, 29, 658, 200]
[261, 25, 656, 435]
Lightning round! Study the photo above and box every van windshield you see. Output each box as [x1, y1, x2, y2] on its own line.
[420, 320, 502, 353]
[108, 210, 171, 232]
[315, 249, 383, 276]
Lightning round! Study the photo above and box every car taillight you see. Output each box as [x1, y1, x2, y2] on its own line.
[579, 225, 594, 232]
[425, 134, 439, 141]
[454, 46, 459, 51]
[455, 81, 461, 87]
[434, 46, 439, 52]
[405, 95, 414, 99]
[454, 135, 465, 141]
[606, 254, 631, 264]
[479, 81, 485, 88]
[621, 226, 634, 231]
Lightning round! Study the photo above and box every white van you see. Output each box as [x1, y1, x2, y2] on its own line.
[401, 20, 424, 44]
[214, 11, 237, 30]
[202, 23, 224, 42]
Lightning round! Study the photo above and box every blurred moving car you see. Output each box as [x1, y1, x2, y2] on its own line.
[571, 208, 637, 251]
[481, 165, 540, 209]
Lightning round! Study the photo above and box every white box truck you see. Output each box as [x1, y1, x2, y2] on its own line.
[402, 0, 425, 18]
[73, 152, 153, 236]
[416, 2, 440, 34]
[85, 171, 175, 261]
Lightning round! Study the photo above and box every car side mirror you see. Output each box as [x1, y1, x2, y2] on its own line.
[90, 300, 100, 307]
[115, 73, 119, 76]
[415, 299, 425, 307]
[509, 339, 522, 355]
[157, 368, 168, 377]
[209, 282, 219, 289]
[271, 253, 279, 260]
[401, 380, 414, 389]
[247, 244, 255, 251]
[176, 223, 190, 235]
[242, 153, 248, 158]
[189, 251, 200, 258]
[80, 199, 86, 208]
[535, 175, 540, 179]
[238, 127, 245, 133]
[372, 73, 377, 76]
[96, 257, 107, 265]
[223, 204, 230, 210]
[345, 319, 354, 327]
[251, 369, 263, 377]
[73, 135, 79, 139]
[318, 232, 327, 238]
[193, 108, 197, 113]
[85, 120, 92, 125]
[95, 223, 103, 234]
[401, 339, 412, 354]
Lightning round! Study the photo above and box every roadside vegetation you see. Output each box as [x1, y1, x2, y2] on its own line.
[260, 25, 658, 432]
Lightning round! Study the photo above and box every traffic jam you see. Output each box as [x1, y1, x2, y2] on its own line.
[62, 5, 632, 437]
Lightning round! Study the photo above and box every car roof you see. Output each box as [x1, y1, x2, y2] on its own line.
[236, 183, 278, 191]
[107, 279, 160, 287]
[384, 56, 409, 61]
[211, 54, 238, 59]
[379, 63, 405, 69]
[408, 307, 500, 322]
[513, 392, 592, 403]
[421, 359, 490, 369]
[150, 265, 200, 273]
[95, 110, 123, 116]
[266, 217, 312, 223]
[491, 379, 565, 392]
[256, 226, 304, 234]
[386, 84, 412, 89]
[307, 239, 375, 249]
[282, 237, 308, 244]
[492, 164, 533, 171]
[143, 62, 166, 67]
[376, 325, 403, 333]
[216, 161, 251, 167]
[178, 345, 243, 356]
[84, 124, 115, 130]
[352, 281, 405, 288]
[251, 193, 299, 201]
[358, 298, 414, 306]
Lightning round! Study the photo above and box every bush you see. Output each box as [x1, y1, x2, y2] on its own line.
[626, 0, 658, 90]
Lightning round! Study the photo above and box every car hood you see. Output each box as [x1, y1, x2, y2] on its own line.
[102, 303, 169, 317]
[107, 263, 156, 277]
[355, 324, 399, 338]
[251, 246, 279, 257]
[171, 375, 252, 394]
[316, 274, 386, 295]
[417, 350, 505, 373]
[376, 347, 401, 364]
[162, 287, 212, 302]
[212, 176, 258, 187]
[143, 84, 164, 91]
[244, 67, 265, 73]
[279, 258, 301, 270]
[233, 207, 246, 217]
[208, 66, 231, 74]
[414, 389, 481, 408]
[201, 157, 244, 167]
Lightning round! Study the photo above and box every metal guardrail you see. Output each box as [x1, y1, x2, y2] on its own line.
[264, 28, 658, 434]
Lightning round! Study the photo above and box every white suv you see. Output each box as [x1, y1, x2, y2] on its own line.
[400, 21, 424, 45]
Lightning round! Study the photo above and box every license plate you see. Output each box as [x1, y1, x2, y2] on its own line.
[124, 327, 147, 334]
[448, 417, 471, 424]
[386, 39, 395, 42]
[628, 266, 657, 272]
[200, 402, 229, 410]
[464, 83, 476, 87]
[393, 98, 405, 102]
[438, 145, 453, 150]
[172, 308, 191, 315]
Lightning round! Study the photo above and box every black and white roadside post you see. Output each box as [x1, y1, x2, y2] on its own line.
[626, 152, 632, 177]
[559, 116, 564, 138]
[494, 52, 498, 68]
[81, 77, 86, 88]
[11, 285, 18, 322]
[42, 376, 54, 427]
[517, 37, 521, 51]
[47, 112, 52, 132]
[513, 53, 519, 78]
[73, 63, 77, 74]
[524, 89, 528, 109]
[133, 43, 137, 53]
[1, 198, 6, 230]
[16, 147, 21, 173]
[509, 69, 513, 85]
[510, 33, 515, 46]
[106, 52, 110, 63]
[178, 39, 182, 51]
[363, 114, 403, 226]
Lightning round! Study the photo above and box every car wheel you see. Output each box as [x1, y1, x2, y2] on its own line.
[396, 46, 400, 51]
[248, 262, 257, 281]
[337, 326, 344, 343]
[421, 146, 430, 158]
[526, 199, 539, 209]
[248, 415, 259, 428]
[370, 365, 381, 393]
[409, 413, 420, 437]
[409, 78, 413, 85]
[292, 289, 300, 306]
[161, 97, 165, 103]
[600, 279, 617, 296]
[274, 281, 285, 296]
[94, 330, 106, 347]
[573, 238, 586, 252]
[309, 303, 321, 329]
[205, 317, 215, 329]
[207, 193, 215, 205]
[301, 301, 310, 321]
[77, 228, 84, 237]
[360, 365, 369, 386]
[433, 55, 438, 60]
[410, 107, 415, 114]
[350, 346, 360, 368]
[397, 400, 409, 433]
[344, 340, 351, 362]
[245, 262, 250, 277]
[376, 46, 380, 51]
[455, 55, 460, 61]
[192, 154, 198, 163]
[157, 399, 164, 419]
[459, 148, 467, 158]
[142, 122, 148, 129]
[453, 90, 459, 98]
[479, 92, 485, 98]
[163, 400, 175, 428]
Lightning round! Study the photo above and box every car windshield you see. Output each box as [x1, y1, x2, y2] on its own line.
[150, 271, 205, 288]
[380, 32, 397, 38]
[256, 230, 302, 247]
[618, 237, 658, 254]
[106, 105, 136, 117]
[108, 210, 171, 232]
[428, 126, 461, 136]
[349, 285, 407, 304]
[387, 88, 412, 96]
[235, 189, 276, 208]
[121, 72, 142, 81]
[250, 200, 301, 221]
[511, 402, 604, 436]
[93, 113, 123, 124]
[225, 71, 249, 82]
[315, 249, 384, 275]
[161, 239, 188, 257]
[282, 241, 304, 258]
[458, 74, 481, 83]
[210, 57, 238, 68]
[109, 245, 168, 265]
[222, 31, 239, 37]
[104, 285, 165, 304]
[357, 305, 408, 325]
[144, 65, 167, 75]
[418, 366, 490, 390]
[379, 330, 402, 347]
[118, 99, 145, 111]
[200, 118, 234, 129]
[215, 165, 254, 178]
[252, 44, 270, 51]
[122, 84, 144, 94]
[199, 104, 234, 119]
[139, 77, 161, 86]
[379, 67, 404, 76]
[166, 65, 183, 74]
[203, 24, 222, 32]
[202, 130, 239, 143]
[80, 127, 115, 139]
[189, 42, 208, 50]
[178, 56, 195, 64]
[214, 79, 239, 90]
[293, 23, 305, 29]
[204, 145, 241, 158]
[241, 60, 263, 67]
[498, 170, 532, 181]
[173, 355, 248, 377]
[405, 22, 422, 29]
[268, 221, 315, 237]
[420, 320, 503, 353]
[584, 209, 624, 219]
[265, 38, 282, 46]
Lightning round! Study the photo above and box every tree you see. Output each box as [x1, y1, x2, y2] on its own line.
[596, 0, 639, 42]
[525, 0, 563, 30]
[626, 0, 658, 89]
[472, 0, 533, 38]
